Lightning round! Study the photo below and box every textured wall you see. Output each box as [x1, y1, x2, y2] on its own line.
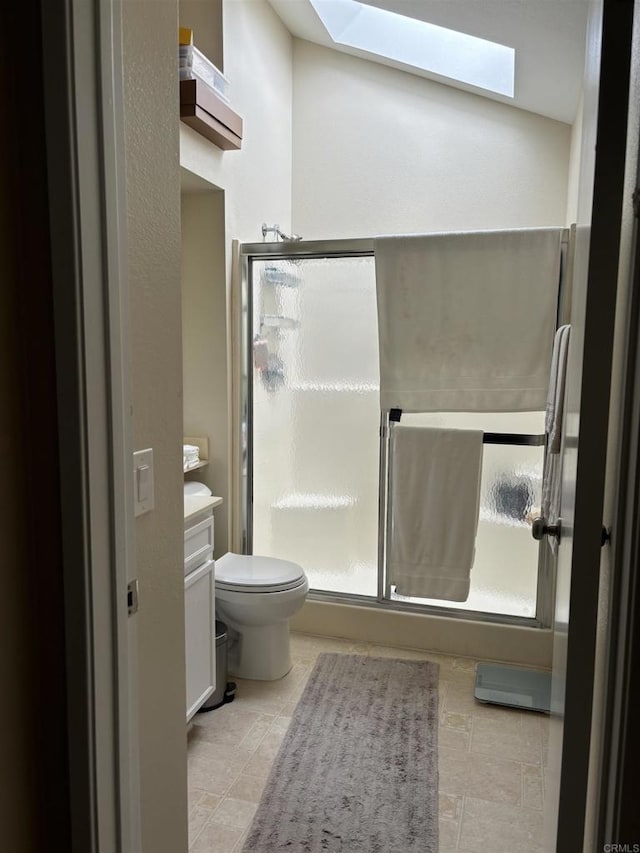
[122, 1, 187, 850]
[292, 40, 571, 238]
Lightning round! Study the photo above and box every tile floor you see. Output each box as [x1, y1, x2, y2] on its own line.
[187, 632, 549, 853]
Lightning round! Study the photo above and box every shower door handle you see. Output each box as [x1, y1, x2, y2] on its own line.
[531, 516, 561, 542]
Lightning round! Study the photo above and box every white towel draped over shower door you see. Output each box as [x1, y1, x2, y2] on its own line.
[374, 228, 563, 413]
[542, 324, 571, 555]
[389, 426, 484, 602]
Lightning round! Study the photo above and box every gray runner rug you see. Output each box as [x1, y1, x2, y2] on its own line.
[242, 652, 439, 853]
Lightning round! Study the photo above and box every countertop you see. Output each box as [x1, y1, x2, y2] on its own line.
[184, 494, 223, 523]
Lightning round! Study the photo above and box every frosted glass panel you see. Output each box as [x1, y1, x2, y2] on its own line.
[394, 412, 545, 617]
[249, 255, 545, 618]
[251, 257, 379, 595]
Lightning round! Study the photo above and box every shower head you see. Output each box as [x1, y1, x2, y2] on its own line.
[262, 222, 303, 242]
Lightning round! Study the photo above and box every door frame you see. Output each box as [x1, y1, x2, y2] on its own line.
[552, 0, 636, 847]
[40, 0, 139, 849]
[597, 32, 640, 841]
[599, 166, 640, 848]
[36, 0, 639, 848]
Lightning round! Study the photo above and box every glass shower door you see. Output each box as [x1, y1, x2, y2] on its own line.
[244, 242, 551, 625]
[250, 254, 380, 596]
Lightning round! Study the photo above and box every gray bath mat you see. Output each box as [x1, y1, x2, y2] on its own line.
[242, 652, 439, 852]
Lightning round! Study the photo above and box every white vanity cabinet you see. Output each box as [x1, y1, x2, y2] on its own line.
[183, 496, 223, 722]
[185, 556, 215, 720]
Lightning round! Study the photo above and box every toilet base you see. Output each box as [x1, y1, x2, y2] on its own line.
[227, 621, 293, 681]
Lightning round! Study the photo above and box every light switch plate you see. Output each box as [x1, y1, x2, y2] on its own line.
[133, 448, 154, 517]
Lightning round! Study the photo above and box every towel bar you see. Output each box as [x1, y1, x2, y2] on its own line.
[483, 432, 545, 447]
[387, 410, 545, 447]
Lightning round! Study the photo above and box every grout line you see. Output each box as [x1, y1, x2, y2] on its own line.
[540, 716, 547, 772]
[188, 805, 213, 851]
[455, 795, 466, 850]
[190, 807, 245, 853]
[232, 829, 249, 853]
[468, 713, 476, 755]
[188, 789, 205, 815]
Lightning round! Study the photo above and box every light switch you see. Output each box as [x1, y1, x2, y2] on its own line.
[137, 464, 150, 501]
[133, 448, 154, 517]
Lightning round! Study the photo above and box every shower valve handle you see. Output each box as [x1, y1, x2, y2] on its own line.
[532, 516, 560, 542]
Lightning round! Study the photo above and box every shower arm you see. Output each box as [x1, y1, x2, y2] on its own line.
[261, 222, 303, 242]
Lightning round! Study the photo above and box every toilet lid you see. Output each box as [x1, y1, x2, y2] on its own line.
[215, 553, 306, 592]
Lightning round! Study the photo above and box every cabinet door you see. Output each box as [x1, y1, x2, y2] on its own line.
[185, 559, 216, 721]
[184, 514, 214, 575]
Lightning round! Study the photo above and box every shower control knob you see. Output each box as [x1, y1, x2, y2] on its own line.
[532, 516, 561, 542]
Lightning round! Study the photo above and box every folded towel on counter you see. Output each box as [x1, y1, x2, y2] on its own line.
[389, 425, 483, 602]
[374, 228, 563, 412]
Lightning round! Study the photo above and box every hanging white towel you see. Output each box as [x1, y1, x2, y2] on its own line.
[542, 325, 571, 554]
[389, 425, 483, 602]
[545, 325, 571, 454]
[374, 228, 563, 413]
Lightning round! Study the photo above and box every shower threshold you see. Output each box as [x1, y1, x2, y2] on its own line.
[474, 662, 551, 713]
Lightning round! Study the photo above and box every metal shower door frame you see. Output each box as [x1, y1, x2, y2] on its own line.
[239, 238, 376, 559]
[239, 236, 561, 629]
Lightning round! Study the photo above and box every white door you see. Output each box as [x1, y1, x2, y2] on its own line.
[544, 0, 637, 847]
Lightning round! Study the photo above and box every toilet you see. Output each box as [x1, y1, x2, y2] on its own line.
[215, 553, 308, 681]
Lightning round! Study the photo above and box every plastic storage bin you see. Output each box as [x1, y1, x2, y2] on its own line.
[179, 45, 230, 103]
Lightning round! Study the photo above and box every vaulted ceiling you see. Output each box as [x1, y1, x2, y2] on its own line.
[268, 0, 590, 123]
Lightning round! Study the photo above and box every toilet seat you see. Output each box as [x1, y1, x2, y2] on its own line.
[215, 553, 306, 594]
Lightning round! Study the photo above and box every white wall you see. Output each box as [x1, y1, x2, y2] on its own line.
[292, 40, 571, 239]
[180, 0, 293, 242]
[123, 1, 188, 851]
[180, 0, 223, 70]
[181, 189, 231, 555]
[179, 0, 293, 549]
[566, 93, 585, 225]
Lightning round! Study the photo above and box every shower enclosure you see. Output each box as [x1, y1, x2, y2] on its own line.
[239, 238, 562, 627]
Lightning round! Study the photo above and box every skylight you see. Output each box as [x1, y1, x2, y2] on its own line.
[309, 0, 515, 98]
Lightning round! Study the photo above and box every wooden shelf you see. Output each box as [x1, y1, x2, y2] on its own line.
[180, 78, 242, 150]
